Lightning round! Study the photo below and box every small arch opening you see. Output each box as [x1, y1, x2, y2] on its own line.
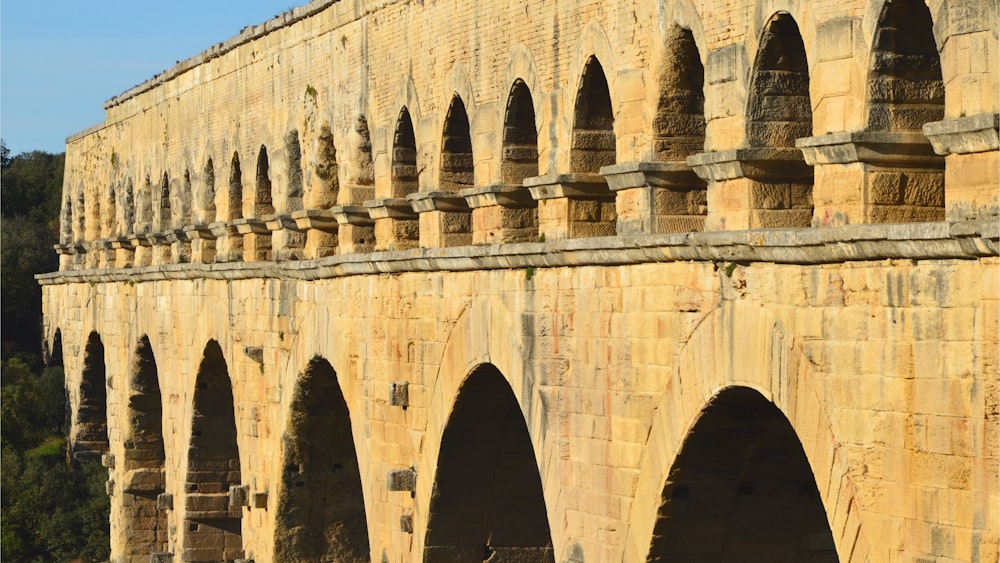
[571, 57, 616, 174]
[203, 159, 217, 224]
[501, 80, 539, 185]
[440, 96, 475, 192]
[228, 153, 244, 221]
[158, 173, 171, 231]
[391, 107, 419, 199]
[255, 146, 274, 217]
[313, 125, 339, 208]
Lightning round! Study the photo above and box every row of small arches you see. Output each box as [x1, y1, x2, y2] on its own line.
[63, 1, 946, 250]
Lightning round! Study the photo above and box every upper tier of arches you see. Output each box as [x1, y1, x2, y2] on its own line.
[59, 0, 997, 269]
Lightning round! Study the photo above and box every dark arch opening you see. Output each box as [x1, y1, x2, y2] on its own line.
[228, 153, 244, 221]
[255, 146, 274, 217]
[571, 57, 616, 174]
[352, 115, 375, 195]
[747, 13, 813, 148]
[424, 364, 553, 563]
[47, 329, 64, 368]
[75, 185, 86, 239]
[501, 80, 539, 185]
[121, 336, 168, 558]
[744, 12, 814, 227]
[75, 331, 108, 459]
[274, 357, 369, 562]
[646, 387, 837, 562]
[124, 178, 135, 236]
[105, 183, 118, 238]
[204, 159, 217, 224]
[392, 107, 419, 199]
[440, 96, 475, 193]
[179, 170, 193, 226]
[286, 131, 305, 213]
[314, 124, 339, 208]
[159, 173, 171, 231]
[655, 27, 706, 161]
[138, 176, 154, 234]
[866, 0, 944, 132]
[61, 195, 74, 244]
[184, 341, 243, 562]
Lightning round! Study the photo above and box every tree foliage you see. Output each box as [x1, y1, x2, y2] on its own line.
[1, 140, 111, 561]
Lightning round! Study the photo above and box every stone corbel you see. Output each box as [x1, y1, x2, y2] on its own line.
[232, 217, 270, 235]
[331, 205, 375, 254]
[459, 184, 535, 209]
[922, 113, 999, 156]
[406, 190, 470, 213]
[601, 161, 707, 235]
[290, 208, 340, 232]
[264, 214, 301, 233]
[523, 173, 615, 240]
[365, 197, 420, 251]
[688, 147, 812, 182]
[406, 191, 472, 248]
[795, 131, 941, 167]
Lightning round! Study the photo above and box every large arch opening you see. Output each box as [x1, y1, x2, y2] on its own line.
[744, 12, 814, 227]
[492, 80, 540, 243]
[120, 336, 168, 559]
[74, 331, 108, 460]
[424, 364, 553, 563]
[392, 107, 419, 199]
[571, 57, 615, 174]
[646, 386, 836, 562]
[274, 357, 369, 562]
[184, 341, 243, 562]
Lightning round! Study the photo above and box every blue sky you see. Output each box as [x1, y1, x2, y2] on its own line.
[2, 1, 299, 155]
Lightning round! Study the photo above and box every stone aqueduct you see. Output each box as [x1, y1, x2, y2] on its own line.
[39, 0, 998, 561]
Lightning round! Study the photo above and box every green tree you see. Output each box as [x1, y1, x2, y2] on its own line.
[1, 142, 111, 561]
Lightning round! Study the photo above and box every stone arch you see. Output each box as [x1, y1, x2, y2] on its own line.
[414, 299, 552, 559]
[104, 182, 118, 238]
[203, 158, 217, 224]
[61, 193, 74, 244]
[571, 56, 617, 174]
[423, 363, 554, 562]
[158, 172, 172, 231]
[228, 152, 244, 221]
[254, 145, 274, 217]
[653, 25, 706, 162]
[440, 95, 475, 193]
[646, 386, 838, 561]
[501, 79, 540, 186]
[500, 44, 546, 173]
[273, 356, 370, 562]
[285, 130, 305, 213]
[137, 176, 154, 234]
[183, 340, 244, 562]
[344, 115, 375, 202]
[624, 303, 870, 563]
[391, 107, 420, 199]
[46, 328, 64, 368]
[179, 170, 194, 226]
[119, 335, 168, 559]
[74, 331, 108, 459]
[311, 123, 339, 208]
[123, 177, 135, 236]
[863, 0, 945, 132]
[746, 12, 813, 148]
[75, 182, 86, 239]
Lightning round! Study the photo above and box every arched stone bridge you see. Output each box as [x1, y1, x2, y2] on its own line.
[40, 0, 998, 561]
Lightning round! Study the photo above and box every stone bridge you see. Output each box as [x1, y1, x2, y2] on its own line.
[39, 0, 998, 561]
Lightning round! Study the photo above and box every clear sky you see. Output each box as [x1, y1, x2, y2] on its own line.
[1, 1, 301, 156]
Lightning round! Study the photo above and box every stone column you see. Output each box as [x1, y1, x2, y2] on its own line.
[130, 235, 154, 268]
[208, 222, 243, 263]
[183, 225, 217, 264]
[523, 173, 616, 240]
[265, 215, 304, 261]
[331, 206, 375, 254]
[688, 148, 813, 230]
[797, 132, 944, 226]
[923, 113, 999, 221]
[407, 191, 472, 248]
[54, 244, 74, 271]
[601, 162, 707, 235]
[111, 237, 135, 269]
[233, 218, 271, 262]
[291, 209, 339, 259]
[166, 230, 192, 264]
[365, 198, 419, 251]
[460, 185, 537, 245]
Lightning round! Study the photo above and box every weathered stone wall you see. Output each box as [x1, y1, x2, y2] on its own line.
[42, 0, 999, 561]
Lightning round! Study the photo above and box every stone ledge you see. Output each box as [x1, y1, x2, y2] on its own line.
[923, 113, 1000, 155]
[687, 148, 811, 181]
[796, 131, 941, 166]
[36, 220, 997, 285]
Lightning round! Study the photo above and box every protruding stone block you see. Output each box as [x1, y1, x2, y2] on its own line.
[150, 552, 174, 563]
[156, 493, 173, 511]
[291, 209, 340, 258]
[386, 468, 416, 492]
[331, 205, 375, 254]
[602, 161, 707, 235]
[124, 468, 166, 494]
[408, 191, 472, 248]
[365, 198, 419, 250]
[106, 479, 115, 496]
[400, 509, 414, 533]
[101, 453, 116, 469]
[208, 222, 243, 263]
[229, 485, 250, 507]
[688, 147, 813, 230]
[524, 173, 616, 240]
[183, 224, 217, 264]
[460, 184, 538, 244]
[251, 492, 268, 509]
[796, 131, 944, 226]
[233, 218, 271, 261]
[923, 113, 1000, 221]
[390, 381, 409, 409]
